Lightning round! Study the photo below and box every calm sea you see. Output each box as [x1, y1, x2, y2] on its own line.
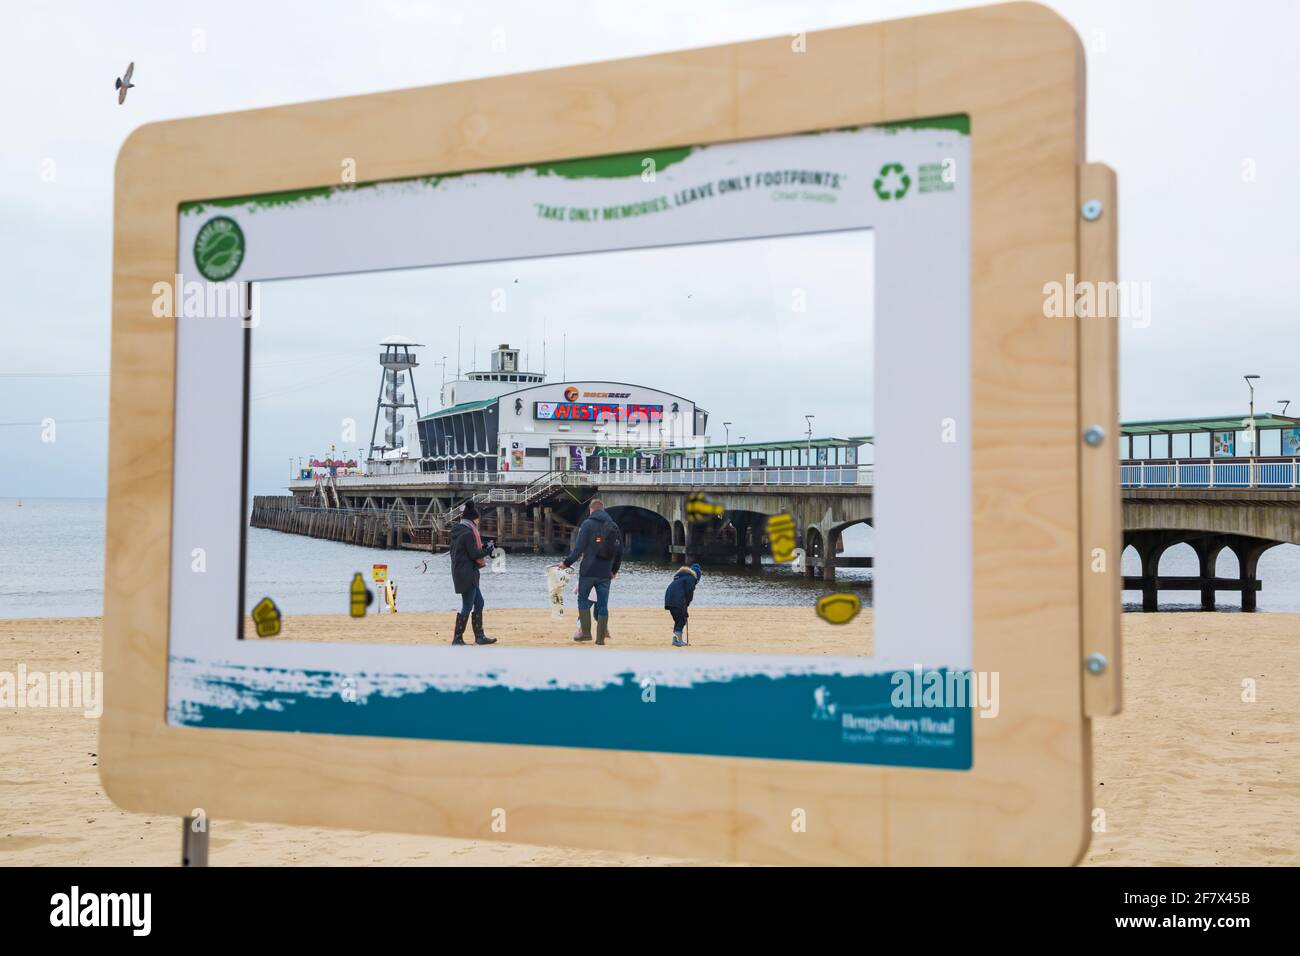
[0, 498, 868, 618]
[4, 497, 1300, 618]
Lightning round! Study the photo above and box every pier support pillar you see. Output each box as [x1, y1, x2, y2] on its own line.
[1236, 540, 1276, 613]
[824, 528, 839, 583]
[543, 508, 554, 553]
[1137, 537, 1165, 612]
[671, 520, 686, 565]
[734, 518, 748, 567]
[751, 520, 764, 568]
[1194, 538, 1225, 611]
[686, 522, 703, 564]
[805, 526, 822, 580]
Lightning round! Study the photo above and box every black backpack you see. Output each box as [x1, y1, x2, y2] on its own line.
[594, 518, 621, 561]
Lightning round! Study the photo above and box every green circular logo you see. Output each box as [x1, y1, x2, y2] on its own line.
[194, 216, 245, 281]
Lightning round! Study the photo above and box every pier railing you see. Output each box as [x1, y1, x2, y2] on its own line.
[595, 466, 874, 487]
[467, 465, 874, 487]
[288, 465, 874, 491]
[1121, 458, 1300, 489]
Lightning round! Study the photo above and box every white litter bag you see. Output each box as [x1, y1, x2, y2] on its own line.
[546, 565, 572, 618]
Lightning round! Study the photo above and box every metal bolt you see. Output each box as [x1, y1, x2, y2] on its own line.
[1083, 425, 1105, 447]
[1081, 199, 1103, 221]
[1086, 653, 1108, 675]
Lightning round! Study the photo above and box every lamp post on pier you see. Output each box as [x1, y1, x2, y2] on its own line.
[1244, 374, 1260, 457]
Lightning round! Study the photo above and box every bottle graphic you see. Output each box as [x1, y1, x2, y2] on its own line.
[350, 573, 373, 617]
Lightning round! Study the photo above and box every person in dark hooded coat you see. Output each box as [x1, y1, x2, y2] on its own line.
[448, 500, 497, 645]
[664, 563, 702, 647]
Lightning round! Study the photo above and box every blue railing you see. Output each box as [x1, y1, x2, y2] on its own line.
[1121, 458, 1300, 489]
[596, 466, 872, 487]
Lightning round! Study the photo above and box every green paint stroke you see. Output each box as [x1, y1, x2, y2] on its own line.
[498, 146, 694, 180]
[810, 113, 970, 139]
[879, 113, 970, 135]
[179, 146, 695, 216]
[176, 115, 967, 216]
[182, 184, 339, 215]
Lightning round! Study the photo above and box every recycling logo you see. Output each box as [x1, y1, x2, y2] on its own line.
[873, 162, 911, 200]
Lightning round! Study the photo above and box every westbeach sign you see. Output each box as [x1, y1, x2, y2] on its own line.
[534, 402, 663, 422]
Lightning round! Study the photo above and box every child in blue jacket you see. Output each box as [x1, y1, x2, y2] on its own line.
[664, 563, 702, 647]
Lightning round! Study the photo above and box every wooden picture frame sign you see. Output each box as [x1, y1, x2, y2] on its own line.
[103, 2, 1120, 865]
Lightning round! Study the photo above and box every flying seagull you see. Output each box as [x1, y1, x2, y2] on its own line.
[115, 62, 134, 104]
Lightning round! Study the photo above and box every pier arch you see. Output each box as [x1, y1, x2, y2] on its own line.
[1156, 541, 1196, 576]
[1213, 547, 1238, 577]
[1124, 529, 1282, 612]
[798, 517, 875, 582]
[723, 508, 774, 569]
[605, 505, 672, 561]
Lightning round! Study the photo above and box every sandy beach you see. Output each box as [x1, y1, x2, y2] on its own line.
[242, 605, 873, 654]
[2, 610, 1296, 866]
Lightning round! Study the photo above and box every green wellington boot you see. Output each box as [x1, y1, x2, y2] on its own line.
[596, 615, 610, 645]
[575, 608, 593, 642]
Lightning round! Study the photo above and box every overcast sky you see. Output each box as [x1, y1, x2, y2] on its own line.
[251, 232, 873, 495]
[3, 0, 1298, 497]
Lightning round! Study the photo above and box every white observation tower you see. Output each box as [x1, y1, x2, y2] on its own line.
[369, 335, 423, 460]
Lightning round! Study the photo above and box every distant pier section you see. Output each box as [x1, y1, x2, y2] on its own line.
[1120, 413, 1300, 610]
[254, 340, 875, 579]
[258, 342, 1300, 610]
[251, 452, 875, 581]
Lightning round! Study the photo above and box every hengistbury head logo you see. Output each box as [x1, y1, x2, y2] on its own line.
[194, 216, 245, 281]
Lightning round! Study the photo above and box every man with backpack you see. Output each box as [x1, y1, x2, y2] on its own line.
[556, 498, 623, 645]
